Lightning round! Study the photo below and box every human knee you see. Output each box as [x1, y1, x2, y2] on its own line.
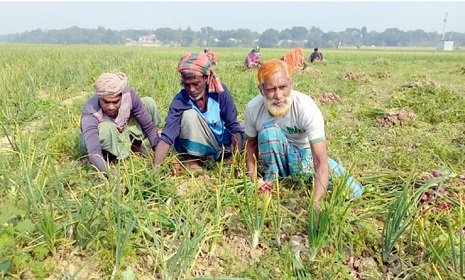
[181, 109, 200, 128]
[98, 122, 119, 140]
[141, 97, 159, 119]
[141, 96, 157, 108]
[258, 123, 284, 143]
[97, 122, 121, 155]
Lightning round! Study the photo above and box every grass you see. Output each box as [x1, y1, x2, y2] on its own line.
[0, 44, 465, 279]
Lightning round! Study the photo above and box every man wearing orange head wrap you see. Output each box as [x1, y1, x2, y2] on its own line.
[80, 72, 161, 176]
[153, 52, 243, 171]
[243, 59, 363, 210]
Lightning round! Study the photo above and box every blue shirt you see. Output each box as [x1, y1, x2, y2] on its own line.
[159, 83, 242, 146]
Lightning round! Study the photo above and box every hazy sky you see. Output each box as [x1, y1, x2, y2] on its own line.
[1, 1, 464, 36]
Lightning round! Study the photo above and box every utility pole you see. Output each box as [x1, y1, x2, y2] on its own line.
[442, 12, 448, 41]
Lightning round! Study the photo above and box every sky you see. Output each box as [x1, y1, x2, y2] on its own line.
[1, 1, 464, 36]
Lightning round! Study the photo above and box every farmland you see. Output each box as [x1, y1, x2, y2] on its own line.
[0, 44, 465, 279]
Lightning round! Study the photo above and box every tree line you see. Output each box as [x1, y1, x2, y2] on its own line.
[1, 25, 464, 49]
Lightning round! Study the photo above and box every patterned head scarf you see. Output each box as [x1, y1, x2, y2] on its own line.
[252, 46, 260, 53]
[177, 52, 224, 93]
[93, 72, 128, 97]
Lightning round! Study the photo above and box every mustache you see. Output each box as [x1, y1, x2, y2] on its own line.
[266, 97, 290, 106]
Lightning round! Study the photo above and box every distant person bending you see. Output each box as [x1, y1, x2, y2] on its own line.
[281, 47, 308, 73]
[80, 72, 161, 176]
[310, 48, 324, 63]
[153, 52, 243, 171]
[245, 46, 262, 70]
[204, 48, 218, 65]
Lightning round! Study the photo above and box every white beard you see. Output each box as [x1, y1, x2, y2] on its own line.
[189, 91, 205, 101]
[263, 91, 293, 117]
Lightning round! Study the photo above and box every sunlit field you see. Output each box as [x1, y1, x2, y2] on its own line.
[1, 44, 465, 279]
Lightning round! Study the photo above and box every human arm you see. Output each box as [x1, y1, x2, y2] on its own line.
[153, 92, 189, 166]
[218, 85, 243, 152]
[302, 60, 309, 70]
[245, 54, 252, 68]
[245, 137, 272, 190]
[245, 137, 259, 179]
[130, 91, 159, 149]
[295, 92, 328, 201]
[153, 139, 171, 166]
[243, 95, 263, 178]
[231, 132, 242, 155]
[310, 141, 329, 203]
[80, 110, 108, 173]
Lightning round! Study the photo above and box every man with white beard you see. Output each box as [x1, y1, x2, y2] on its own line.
[243, 59, 363, 209]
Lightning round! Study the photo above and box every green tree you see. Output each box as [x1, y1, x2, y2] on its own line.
[305, 26, 324, 48]
[181, 27, 196, 47]
[361, 26, 368, 45]
[381, 28, 403, 46]
[289, 26, 308, 44]
[259, 28, 280, 48]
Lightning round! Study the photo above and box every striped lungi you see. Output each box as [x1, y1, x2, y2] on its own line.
[258, 122, 363, 198]
[174, 109, 231, 160]
[80, 97, 160, 160]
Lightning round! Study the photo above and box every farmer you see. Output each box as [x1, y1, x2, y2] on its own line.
[281, 47, 308, 73]
[80, 72, 161, 176]
[245, 46, 262, 70]
[310, 47, 324, 63]
[204, 48, 218, 65]
[243, 59, 363, 209]
[153, 52, 243, 170]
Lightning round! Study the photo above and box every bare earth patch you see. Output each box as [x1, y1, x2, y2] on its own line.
[192, 232, 265, 277]
[46, 249, 103, 280]
[0, 135, 12, 152]
[317, 92, 341, 105]
[344, 72, 367, 83]
[376, 110, 417, 127]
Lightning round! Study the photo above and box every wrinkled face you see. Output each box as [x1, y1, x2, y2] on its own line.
[99, 94, 122, 119]
[181, 74, 207, 101]
[259, 67, 294, 117]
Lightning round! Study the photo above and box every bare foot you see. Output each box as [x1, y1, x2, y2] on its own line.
[172, 161, 184, 176]
[184, 160, 202, 170]
[131, 140, 150, 157]
[171, 157, 202, 176]
[257, 178, 273, 193]
[182, 155, 203, 171]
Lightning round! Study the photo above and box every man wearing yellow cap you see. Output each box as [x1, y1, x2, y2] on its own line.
[80, 72, 161, 176]
[153, 52, 243, 171]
